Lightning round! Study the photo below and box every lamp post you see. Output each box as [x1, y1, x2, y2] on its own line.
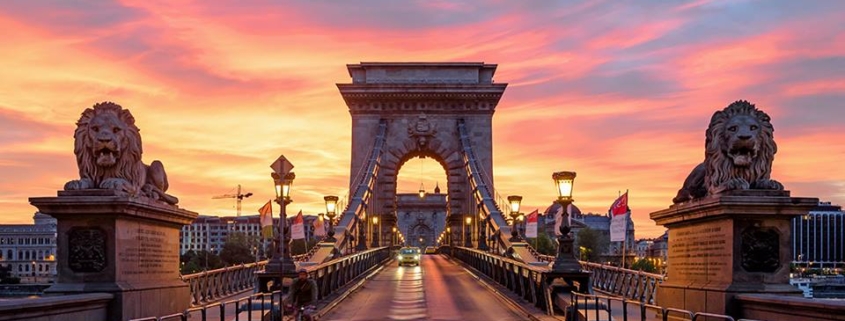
[324, 196, 338, 242]
[477, 213, 489, 251]
[392, 226, 397, 247]
[551, 171, 581, 272]
[269, 171, 296, 275]
[507, 195, 523, 242]
[446, 226, 452, 246]
[32, 261, 36, 284]
[356, 213, 368, 251]
[371, 216, 379, 247]
[464, 216, 473, 247]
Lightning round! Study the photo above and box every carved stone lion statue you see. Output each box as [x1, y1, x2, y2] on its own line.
[672, 100, 783, 204]
[64, 102, 178, 205]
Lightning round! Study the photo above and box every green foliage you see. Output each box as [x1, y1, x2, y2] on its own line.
[531, 233, 558, 256]
[576, 227, 609, 262]
[220, 232, 258, 265]
[179, 250, 224, 274]
[289, 239, 320, 256]
[0, 265, 20, 284]
[630, 258, 658, 273]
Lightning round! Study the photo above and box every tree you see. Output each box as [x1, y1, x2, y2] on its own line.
[0, 265, 20, 284]
[531, 233, 557, 256]
[630, 258, 658, 273]
[576, 227, 609, 262]
[219, 232, 256, 265]
[289, 239, 319, 256]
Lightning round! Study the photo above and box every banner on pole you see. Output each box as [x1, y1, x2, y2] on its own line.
[313, 215, 326, 237]
[291, 210, 306, 240]
[525, 210, 539, 238]
[610, 212, 628, 242]
[258, 200, 274, 239]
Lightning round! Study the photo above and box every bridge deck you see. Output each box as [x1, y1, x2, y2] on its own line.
[322, 254, 527, 321]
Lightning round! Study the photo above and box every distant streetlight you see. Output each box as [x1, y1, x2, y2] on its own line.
[464, 216, 473, 247]
[551, 171, 580, 272]
[507, 195, 522, 241]
[324, 196, 338, 242]
[31, 261, 36, 284]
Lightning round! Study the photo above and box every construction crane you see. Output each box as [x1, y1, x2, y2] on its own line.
[212, 184, 253, 217]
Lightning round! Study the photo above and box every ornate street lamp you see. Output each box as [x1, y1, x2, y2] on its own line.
[324, 196, 338, 242]
[270, 171, 296, 274]
[507, 195, 523, 241]
[464, 216, 473, 247]
[371, 216, 380, 247]
[446, 226, 452, 246]
[551, 171, 581, 272]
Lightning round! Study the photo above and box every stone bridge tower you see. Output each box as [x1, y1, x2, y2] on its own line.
[337, 62, 507, 239]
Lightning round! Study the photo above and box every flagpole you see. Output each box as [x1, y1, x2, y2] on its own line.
[622, 189, 628, 269]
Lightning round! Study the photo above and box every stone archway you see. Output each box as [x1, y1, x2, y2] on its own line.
[338, 62, 507, 244]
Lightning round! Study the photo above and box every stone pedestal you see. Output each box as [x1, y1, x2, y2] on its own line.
[30, 190, 197, 321]
[650, 190, 817, 318]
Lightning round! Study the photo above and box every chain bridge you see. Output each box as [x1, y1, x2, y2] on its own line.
[5, 63, 841, 321]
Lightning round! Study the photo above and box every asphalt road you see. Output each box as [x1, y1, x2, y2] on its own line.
[321, 254, 526, 321]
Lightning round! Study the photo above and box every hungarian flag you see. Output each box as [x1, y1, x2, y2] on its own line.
[313, 215, 326, 237]
[290, 210, 306, 240]
[610, 191, 629, 216]
[525, 209, 539, 238]
[258, 200, 274, 239]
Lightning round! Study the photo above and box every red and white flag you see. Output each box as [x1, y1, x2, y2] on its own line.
[525, 209, 539, 238]
[610, 191, 629, 216]
[258, 200, 274, 239]
[609, 191, 630, 242]
[291, 210, 306, 240]
[313, 215, 326, 237]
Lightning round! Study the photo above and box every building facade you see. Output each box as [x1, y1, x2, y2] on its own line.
[396, 191, 448, 248]
[792, 201, 844, 270]
[180, 214, 322, 256]
[0, 212, 57, 283]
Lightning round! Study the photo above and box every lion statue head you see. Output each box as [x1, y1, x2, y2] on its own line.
[673, 100, 783, 204]
[64, 102, 177, 204]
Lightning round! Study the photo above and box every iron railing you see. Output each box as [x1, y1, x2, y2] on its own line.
[138, 247, 391, 321]
[449, 246, 561, 314]
[580, 261, 664, 304]
[181, 260, 268, 306]
[569, 292, 758, 321]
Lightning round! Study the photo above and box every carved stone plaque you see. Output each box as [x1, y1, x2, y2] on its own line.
[741, 227, 780, 273]
[68, 227, 107, 273]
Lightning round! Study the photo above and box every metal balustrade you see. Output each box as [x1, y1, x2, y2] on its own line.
[580, 261, 664, 304]
[138, 247, 391, 320]
[568, 292, 756, 321]
[181, 260, 268, 306]
[449, 246, 560, 314]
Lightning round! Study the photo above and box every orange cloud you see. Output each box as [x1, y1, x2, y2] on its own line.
[0, 1, 843, 241]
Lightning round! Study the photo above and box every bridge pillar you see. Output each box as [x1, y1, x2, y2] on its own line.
[30, 190, 197, 321]
[651, 190, 817, 318]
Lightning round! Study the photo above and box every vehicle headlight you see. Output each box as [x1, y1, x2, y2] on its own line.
[397, 255, 402, 260]
[415, 255, 420, 260]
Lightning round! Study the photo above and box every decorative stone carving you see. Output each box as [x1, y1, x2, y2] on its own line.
[408, 114, 437, 150]
[740, 227, 780, 273]
[63, 102, 179, 205]
[67, 227, 107, 273]
[673, 100, 783, 204]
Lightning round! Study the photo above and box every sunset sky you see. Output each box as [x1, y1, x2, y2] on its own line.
[1, 0, 843, 238]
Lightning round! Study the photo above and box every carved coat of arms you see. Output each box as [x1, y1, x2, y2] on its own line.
[408, 114, 437, 150]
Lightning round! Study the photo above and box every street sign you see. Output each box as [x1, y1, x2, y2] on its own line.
[270, 155, 294, 175]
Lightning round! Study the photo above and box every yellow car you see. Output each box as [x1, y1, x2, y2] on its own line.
[397, 247, 421, 266]
[424, 246, 437, 254]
